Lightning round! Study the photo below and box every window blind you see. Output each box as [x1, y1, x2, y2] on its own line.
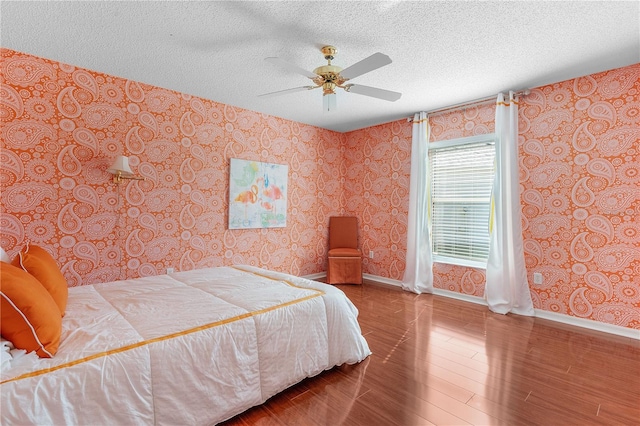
[429, 141, 495, 263]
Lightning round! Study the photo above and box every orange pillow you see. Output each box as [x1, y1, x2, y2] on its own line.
[12, 245, 68, 316]
[0, 262, 62, 358]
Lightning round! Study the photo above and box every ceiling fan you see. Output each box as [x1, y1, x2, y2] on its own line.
[260, 45, 402, 111]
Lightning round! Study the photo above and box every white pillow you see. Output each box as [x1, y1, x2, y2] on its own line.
[0, 247, 10, 263]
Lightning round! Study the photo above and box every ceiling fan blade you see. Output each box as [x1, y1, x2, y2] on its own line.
[258, 86, 318, 98]
[340, 52, 392, 80]
[265, 57, 317, 79]
[345, 84, 402, 102]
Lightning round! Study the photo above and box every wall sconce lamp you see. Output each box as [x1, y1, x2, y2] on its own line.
[107, 155, 144, 184]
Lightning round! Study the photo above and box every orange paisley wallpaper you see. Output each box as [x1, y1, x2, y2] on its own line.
[1, 47, 638, 330]
[0, 47, 346, 284]
[347, 64, 639, 330]
[343, 120, 412, 279]
[519, 66, 640, 328]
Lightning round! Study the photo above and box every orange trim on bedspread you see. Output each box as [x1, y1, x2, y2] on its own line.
[231, 266, 315, 290]
[1, 277, 324, 385]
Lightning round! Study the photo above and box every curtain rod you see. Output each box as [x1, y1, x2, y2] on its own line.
[427, 95, 496, 116]
[408, 89, 530, 121]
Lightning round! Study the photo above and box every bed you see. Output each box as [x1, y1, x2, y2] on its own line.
[0, 265, 371, 425]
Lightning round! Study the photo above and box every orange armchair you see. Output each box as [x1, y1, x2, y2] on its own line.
[327, 216, 363, 285]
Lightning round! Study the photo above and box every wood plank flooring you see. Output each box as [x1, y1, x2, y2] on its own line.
[221, 280, 640, 425]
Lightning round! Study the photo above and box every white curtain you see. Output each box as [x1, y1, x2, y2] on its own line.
[485, 92, 534, 315]
[401, 112, 433, 294]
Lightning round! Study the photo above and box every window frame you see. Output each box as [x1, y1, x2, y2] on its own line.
[428, 133, 496, 269]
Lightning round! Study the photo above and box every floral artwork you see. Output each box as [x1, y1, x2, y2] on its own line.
[229, 159, 288, 229]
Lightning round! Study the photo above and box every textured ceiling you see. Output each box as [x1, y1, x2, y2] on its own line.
[2, 1, 639, 132]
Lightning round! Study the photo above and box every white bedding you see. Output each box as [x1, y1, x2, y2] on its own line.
[0, 265, 370, 425]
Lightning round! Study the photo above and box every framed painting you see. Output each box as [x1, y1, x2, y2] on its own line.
[229, 158, 288, 229]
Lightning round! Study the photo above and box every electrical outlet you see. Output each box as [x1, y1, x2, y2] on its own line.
[533, 272, 543, 285]
[166, 267, 175, 274]
[369, 250, 374, 259]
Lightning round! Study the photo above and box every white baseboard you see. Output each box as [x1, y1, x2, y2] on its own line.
[362, 273, 399, 287]
[533, 309, 640, 340]
[301, 272, 326, 281]
[360, 273, 639, 340]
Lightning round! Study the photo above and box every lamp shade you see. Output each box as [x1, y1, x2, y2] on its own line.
[323, 93, 337, 112]
[107, 155, 134, 177]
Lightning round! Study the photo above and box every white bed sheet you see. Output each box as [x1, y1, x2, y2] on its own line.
[0, 265, 370, 425]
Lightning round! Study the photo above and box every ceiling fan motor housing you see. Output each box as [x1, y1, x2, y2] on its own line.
[313, 64, 343, 76]
[314, 46, 348, 95]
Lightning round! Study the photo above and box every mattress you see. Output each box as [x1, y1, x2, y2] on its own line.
[0, 265, 371, 425]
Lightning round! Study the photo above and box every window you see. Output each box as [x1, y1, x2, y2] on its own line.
[429, 134, 495, 268]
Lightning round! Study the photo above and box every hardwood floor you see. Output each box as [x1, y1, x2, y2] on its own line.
[221, 280, 640, 425]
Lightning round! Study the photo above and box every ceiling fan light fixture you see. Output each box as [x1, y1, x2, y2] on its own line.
[323, 92, 337, 112]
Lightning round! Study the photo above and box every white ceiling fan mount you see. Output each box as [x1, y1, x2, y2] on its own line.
[261, 45, 402, 111]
